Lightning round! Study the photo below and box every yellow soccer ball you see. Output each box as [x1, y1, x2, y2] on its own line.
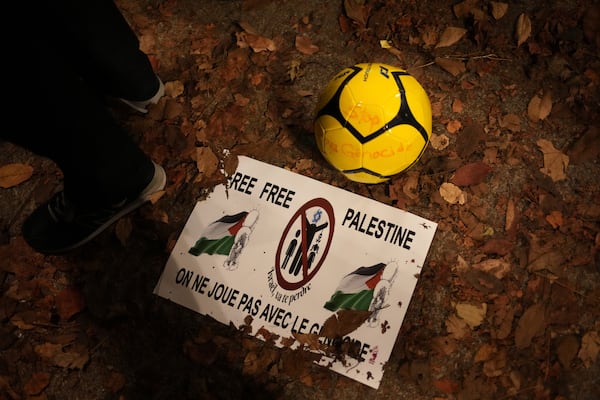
[314, 63, 432, 184]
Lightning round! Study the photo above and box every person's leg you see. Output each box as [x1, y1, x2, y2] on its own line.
[7, 32, 157, 207]
[1, 3, 166, 253]
[13, 43, 166, 253]
[45, 0, 162, 102]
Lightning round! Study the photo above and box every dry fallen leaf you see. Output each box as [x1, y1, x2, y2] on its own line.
[195, 146, 219, 182]
[556, 335, 579, 368]
[505, 198, 517, 232]
[446, 314, 470, 339]
[115, 217, 133, 246]
[379, 39, 392, 49]
[421, 26, 439, 47]
[515, 13, 531, 47]
[236, 21, 276, 52]
[440, 182, 467, 205]
[287, 59, 303, 82]
[55, 286, 85, 321]
[527, 91, 552, 122]
[52, 346, 90, 369]
[0, 163, 34, 188]
[165, 80, 185, 98]
[402, 171, 420, 200]
[453, 0, 478, 19]
[499, 113, 522, 132]
[450, 161, 492, 186]
[296, 89, 313, 97]
[526, 233, 567, 274]
[537, 139, 569, 181]
[243, 348, 279, 375]
[472, 258, 511, 279]
[434, 378, 460, 395]
[343, 0, 370, 28]
[456, 122, 485, 158]
[35, 342, 63, 360]
[446, 120, 463, 134]
[320, 309, 371, 338]
[430, 133, 450, 150]
[515, 302, 546, 349]
[481, 238, 514, 255]
[23, 371, 50, 396]
[435, 57, 466, 76]
[106, 371, 127, 394]
[237, 20, 259, 35]
[11, 310, 51, 330]
[474, 343, 496, 363]
[578, 331, 600, 368]
[455, 302, 487, 328]
[292, 332, 323, 351]
[567, 126, 600, 164]
[545, 210, 563, 229]
[295, 35, 319, 55]
[452, 98, 464, 113]
[242, 32, 276, 52]
[490, 2, 508, 20]
[436, 27, 468, 48]
[482, 349, 507, 377]
[582, 4, 600, 47]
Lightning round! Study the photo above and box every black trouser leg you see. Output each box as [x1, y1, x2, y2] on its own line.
[1, 0, 156, 206]
[45, 0, 160, 100]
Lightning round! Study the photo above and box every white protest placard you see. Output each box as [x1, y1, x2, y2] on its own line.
[154, 156, 437, 389]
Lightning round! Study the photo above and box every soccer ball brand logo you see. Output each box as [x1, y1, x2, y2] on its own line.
[314, 62, 432, 184]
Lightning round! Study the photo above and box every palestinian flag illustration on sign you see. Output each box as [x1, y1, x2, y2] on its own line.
[323, 262, 387, 311]
[189, 211, 258, 257]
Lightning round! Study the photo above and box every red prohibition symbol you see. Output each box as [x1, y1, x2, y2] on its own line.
[275, 198, 335, 290]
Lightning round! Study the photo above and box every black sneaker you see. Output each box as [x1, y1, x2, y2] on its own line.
[118, 75, 165, 114]
[22, 162, 166, 254]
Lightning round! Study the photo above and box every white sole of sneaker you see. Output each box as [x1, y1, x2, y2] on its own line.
[119, 76, 165, 113]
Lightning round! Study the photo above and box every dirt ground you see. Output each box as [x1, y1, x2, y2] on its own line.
[1, 0, 599, 399]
